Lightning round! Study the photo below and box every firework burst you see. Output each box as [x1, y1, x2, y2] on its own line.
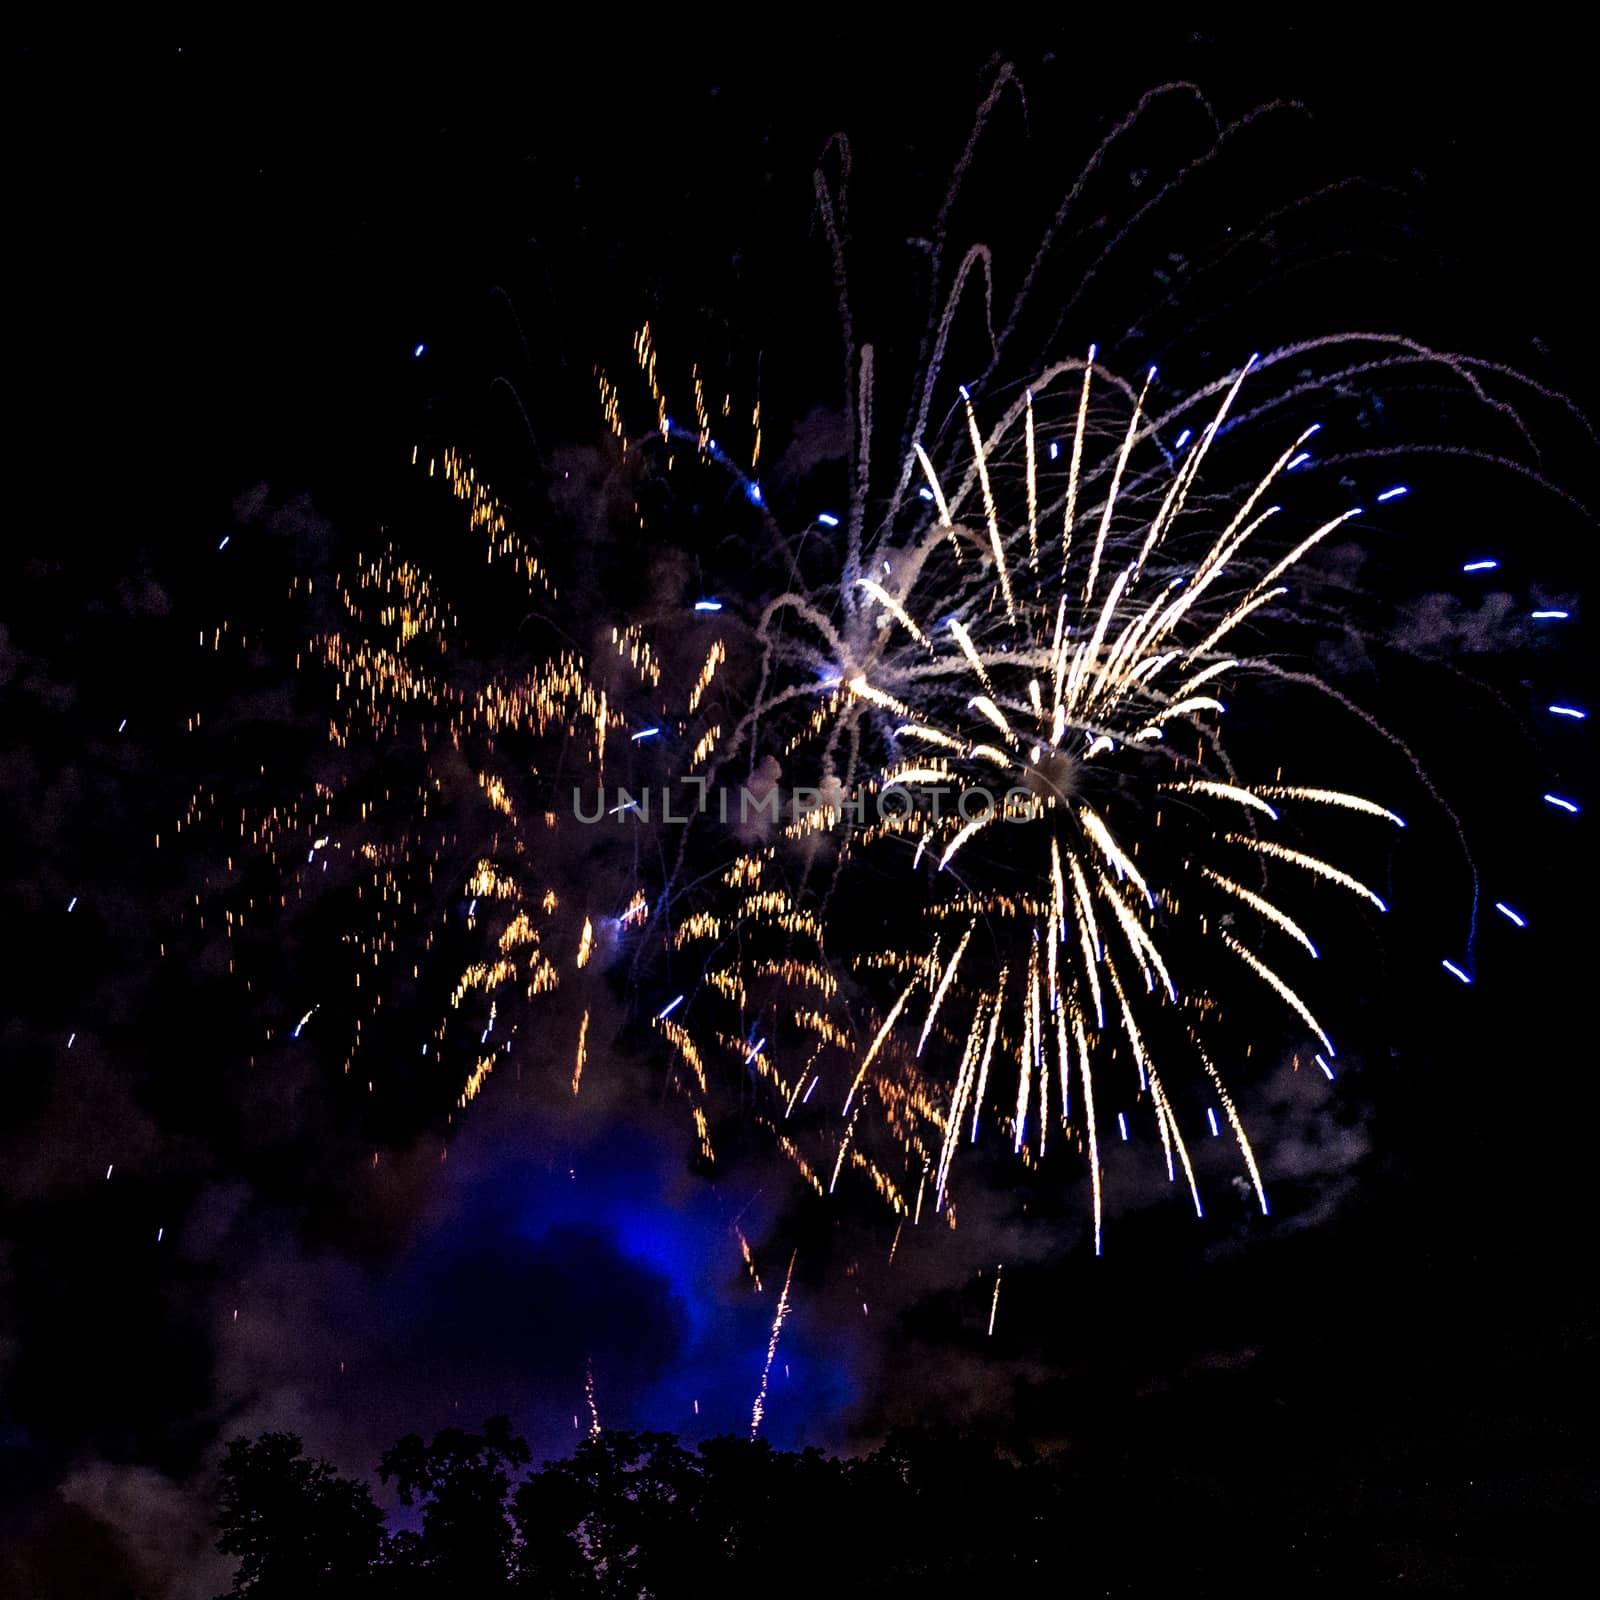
[598, 85, 1586, 1252]
[659, 350, 1421, 1249]
[168, 448, 625, 1128]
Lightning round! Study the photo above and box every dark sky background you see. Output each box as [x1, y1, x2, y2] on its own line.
[5, 27, 1596, 1595]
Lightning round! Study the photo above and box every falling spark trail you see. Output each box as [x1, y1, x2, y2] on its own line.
[1223, 933, 1335, 1055]
[751, 1251, 797, 1439]
[572, 1011, 589, 1095]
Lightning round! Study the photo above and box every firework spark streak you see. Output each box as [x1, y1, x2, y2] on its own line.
[751, 1250, 797, 1439]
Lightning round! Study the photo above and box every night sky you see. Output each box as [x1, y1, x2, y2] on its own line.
[6, 29, 1596, 1595]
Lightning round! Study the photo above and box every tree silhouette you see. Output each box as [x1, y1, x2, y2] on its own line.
[377, 1415, 531, 1594]
[211, 1420, 1078, 1595]
[214, 1432, 384, 1598]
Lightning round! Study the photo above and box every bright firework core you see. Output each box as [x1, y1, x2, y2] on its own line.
[1023, 748, 1081, 806]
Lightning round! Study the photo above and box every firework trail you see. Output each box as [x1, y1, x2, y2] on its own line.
[585, 1358, 603, 1438]
[751, 1250, 797, 1439]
